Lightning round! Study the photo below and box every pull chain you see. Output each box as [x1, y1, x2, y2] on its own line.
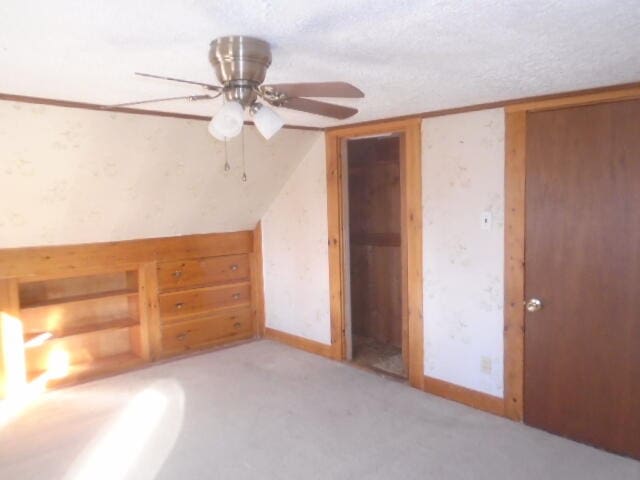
[241, 127, 247, 182]
[223, 137, 231, 172]
[220, 96, 231, 172]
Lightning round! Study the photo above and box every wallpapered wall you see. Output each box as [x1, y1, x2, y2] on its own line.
[260, 109, 506, 398]
[261, 136, 331, 345]
[0, 100, 320, 248]
[422, 109, 505, 397]
[2, 98, 506, 397]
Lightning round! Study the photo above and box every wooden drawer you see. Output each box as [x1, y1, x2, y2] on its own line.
[161, 308, 253, 354]
[159, 282, 251, 321]
[157, 254, 249, 292]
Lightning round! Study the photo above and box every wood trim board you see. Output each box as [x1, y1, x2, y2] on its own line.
[138, 262, 161, 361]
[0, 278, 24, 398]
[325, 132, 347, 361]
[2, 81, 639, 135]
[251, 222, 266, 338]
[325, 118, 424, 388]
[401, 120, 424, 389]
[423, 376, 505, 417]
[0, 231, 253, 281]
[505, 85, 640, 113]
[0, 93, 323, 131]
[326, 81, 640, 131]
[264, 327, 334, 359]
[503, 110, 526, 421]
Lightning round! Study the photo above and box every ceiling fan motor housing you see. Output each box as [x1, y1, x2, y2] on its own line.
[209, 36, 272, 107]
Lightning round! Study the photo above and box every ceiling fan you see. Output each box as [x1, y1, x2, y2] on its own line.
[108, 36, 364, 140]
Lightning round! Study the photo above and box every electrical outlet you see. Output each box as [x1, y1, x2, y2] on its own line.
[481, 211, 492, 231]
[481, 356, 492, 374]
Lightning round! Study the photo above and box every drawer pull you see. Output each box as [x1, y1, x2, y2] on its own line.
[172, 270, 182, 278]
[175, 302, 185, 309]
[230, 264, 239, 272]
[233, 322, 242, 329]
[232, 293, 241, 300]
[176, 332, 189, 341]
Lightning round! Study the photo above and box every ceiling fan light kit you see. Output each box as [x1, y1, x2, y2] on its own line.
[208, 101, 244, 140]
[109, 35, 364, 141]
[250, 102, 284, 140]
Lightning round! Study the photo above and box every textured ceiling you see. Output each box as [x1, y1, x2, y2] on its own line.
[1, 1, 639, 128]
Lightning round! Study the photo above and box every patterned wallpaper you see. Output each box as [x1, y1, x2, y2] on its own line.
[261, 136, 331, 345]
[422, 109, 505, 397]
[0, 100, 320, 248]
[260, 109, 507, 394]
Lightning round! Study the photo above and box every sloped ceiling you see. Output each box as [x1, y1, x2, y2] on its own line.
[0, 100, 320, 247]
[1, 1, 639, 128]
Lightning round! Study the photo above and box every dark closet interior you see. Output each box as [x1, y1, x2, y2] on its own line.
[347, 135, 404, 377]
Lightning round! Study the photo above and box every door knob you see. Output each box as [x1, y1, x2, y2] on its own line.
[525, 298, 543, 312]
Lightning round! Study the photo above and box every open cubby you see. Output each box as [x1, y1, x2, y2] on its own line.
[18, 269, 144, 383]
[19, 271, 138, 307]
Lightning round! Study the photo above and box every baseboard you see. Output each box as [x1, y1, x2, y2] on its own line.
[264, 328, 334, 359]
[423, 375, 505, 417]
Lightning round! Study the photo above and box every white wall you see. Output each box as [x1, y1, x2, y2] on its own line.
[422, 109, 505, 397]
[4, 98, 508, 396]
[261, 136, 331, 345]
[260, 110, 506, 398]
[0, 100, 318, 248]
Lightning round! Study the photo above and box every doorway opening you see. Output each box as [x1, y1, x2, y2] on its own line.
[344, 135, 405, 378]
[325, 118, 423, 388]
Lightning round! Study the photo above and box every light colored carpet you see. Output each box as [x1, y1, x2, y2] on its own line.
[0, 340, 638, 480]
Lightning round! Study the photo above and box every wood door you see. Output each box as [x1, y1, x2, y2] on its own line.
[524, 99, 640, 459]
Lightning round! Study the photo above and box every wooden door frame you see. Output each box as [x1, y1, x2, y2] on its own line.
[503, 85, 640, 421]
[325, 118, 424, 389]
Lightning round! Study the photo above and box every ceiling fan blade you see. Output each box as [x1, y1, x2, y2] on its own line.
[135, 72, 222, 91]
[104, 94, 218, 108]
[278, 97, 358, 119]
[262, 82, 364, 98]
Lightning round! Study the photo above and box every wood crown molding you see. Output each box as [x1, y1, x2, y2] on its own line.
[504, 84, 640, 113]
[4, 80, 638, 134]
[0, 93, 323, 131]
[326, 80, 640, 131]
[423, 375, 505, 417]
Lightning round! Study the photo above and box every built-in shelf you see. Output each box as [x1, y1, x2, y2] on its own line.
[20, 288, 138, 310]
[24, 317, 139, 346]
[0, 234, 260, 396]
[28, 352, 145, 388]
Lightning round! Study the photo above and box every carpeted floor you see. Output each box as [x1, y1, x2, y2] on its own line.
[0, 340, 638, 480]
